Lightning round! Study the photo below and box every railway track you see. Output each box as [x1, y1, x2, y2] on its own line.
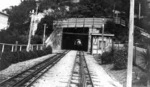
[0, 50, 69, 87]
[67, 51, 94, 87]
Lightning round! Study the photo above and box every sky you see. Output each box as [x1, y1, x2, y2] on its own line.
[0, 0, 21, 11]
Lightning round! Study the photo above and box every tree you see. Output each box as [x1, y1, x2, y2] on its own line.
[3, 1, 37, 34]
[105, 21, 128, 43]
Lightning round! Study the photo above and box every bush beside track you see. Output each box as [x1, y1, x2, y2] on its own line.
[0, 46, 52, 71]
[101, 48, 128, 70]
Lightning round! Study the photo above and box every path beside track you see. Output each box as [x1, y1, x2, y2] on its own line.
[84, 53, 123, 87]
[32, 51, 77, 87]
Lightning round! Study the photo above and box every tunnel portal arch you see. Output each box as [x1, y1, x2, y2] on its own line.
[61, 27, 89, 51]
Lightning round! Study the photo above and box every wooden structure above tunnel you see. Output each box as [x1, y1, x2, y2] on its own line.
[52, 18, 114, 54]
[53, 18, 112, 28]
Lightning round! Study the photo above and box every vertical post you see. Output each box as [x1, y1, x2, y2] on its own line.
[67, 19, 69, 27]
[138, 3, 141, 19]
[113, 2, 116, 18]
[15, 41, 18, 51]
[36, 45, 39, 50]
[126, 0, 135, 87]
[118, 42, 120, 50]
[134, 43, 137, 65]
[1, 44, 5, 53]
[75, 17, 77, 29]
[11, 45, 14, 52]
[31, 45, 33, 51]
[20, 45, 22, 51]
[43, 24, 47, 47]
[35, 2, 39, 15]
[101, 23, 104, 54]
[26, 10, 35, 52]
[41, 45, 43, 50]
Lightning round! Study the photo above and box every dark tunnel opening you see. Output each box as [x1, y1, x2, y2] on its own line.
[61, 27, 89, 51]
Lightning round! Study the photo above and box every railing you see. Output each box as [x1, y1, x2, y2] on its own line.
[0, 42, 43, 53]
[114, 17, 150, 38]
[53, 18, 112, 28]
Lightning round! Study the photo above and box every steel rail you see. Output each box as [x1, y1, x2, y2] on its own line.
[25, 51, 68, 87]
[67, 51, 79, 87]
[81, 52, 94, 87]
[79, 51, 86, 87]
[0, 54, 57, 85]
[0, 50, 69, 87]
[67, 51, 94, 87]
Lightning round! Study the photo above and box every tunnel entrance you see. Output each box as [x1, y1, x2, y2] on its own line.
[62, 27, 89, 51]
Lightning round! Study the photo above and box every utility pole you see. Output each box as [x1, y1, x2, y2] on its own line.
[26, 0, 41, 51]
[126, 0, 135, 87]
[101, 23, 105, 54]
[138, 3, 141, 19]
[26, 10, 35, 52]
[43, 24, 47, 46]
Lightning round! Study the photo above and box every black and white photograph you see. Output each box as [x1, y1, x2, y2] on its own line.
[0, 0, 150, 87]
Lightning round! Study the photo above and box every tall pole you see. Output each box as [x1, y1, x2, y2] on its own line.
[126, 0, 135, 87]
[43, 24, 47, 46]
[26, 10, 35, 52]
[26, 1, 40, 52]
[35, 2, 40, 15]
[101, 24, 104, 54]
[138, 3, 141, 19]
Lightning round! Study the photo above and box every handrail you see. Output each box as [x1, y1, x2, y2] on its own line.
[0, 43, 43, 53]
[114, 17, 150, 38]
[0, 43, 42, 46]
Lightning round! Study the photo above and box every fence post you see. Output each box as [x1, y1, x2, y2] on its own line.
[20, 45, 22, 51]
[11, 45, 14, 52]
[40, 45, 43, 50]
[1, 44, 5, 53]
[15, 41, 18, 51]
[36, 45, 38, 50]
[118, 42, 120, 50]
[31, 45, 33, 51]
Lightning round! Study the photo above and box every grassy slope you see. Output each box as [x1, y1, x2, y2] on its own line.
[94, 49, 147, 87]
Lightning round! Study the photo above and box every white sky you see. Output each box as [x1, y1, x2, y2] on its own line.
[0, 0, 21, 11]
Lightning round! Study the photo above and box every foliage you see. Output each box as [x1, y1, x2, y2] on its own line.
[140, 45, 150, 86]
[141, 46, 150, 72]
[0, 30, 26, 44]
[0, 30, 43, 44]
[0, 46, 52, 71]
[101, 48, 114, 64]
[105, 21, 128, 43]
[112, 49, 128, 70]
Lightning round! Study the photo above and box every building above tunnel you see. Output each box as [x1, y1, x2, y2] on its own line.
[53, 18, 112, 28]
[47, 18, 114, 54]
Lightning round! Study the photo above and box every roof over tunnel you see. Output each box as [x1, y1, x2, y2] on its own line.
[53, 18, 112, 28]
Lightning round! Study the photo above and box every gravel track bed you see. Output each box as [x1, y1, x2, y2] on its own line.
[84, 53, 123, 87]
[0, 54, 55, 83]
[31, 51, 77, 87]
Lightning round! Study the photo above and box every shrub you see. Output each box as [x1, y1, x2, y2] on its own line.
[0, 52, 13, 70]
[0, 46, 52, 71]
[113, 49, 127, 70]
[44, 46, 52, 54]
[101, 51, 113, 64]
[1, 52, 13, 63]
[101, 47, 114, 64]
[141, 46, 150, 86]
[35, 50, 46, 57]
[29, 51, 38, 59]
[20, 51, 29, 61]
[0, 58, 10, 70]
[17, 51, 30, 62]
[7, 52, 19, 63]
